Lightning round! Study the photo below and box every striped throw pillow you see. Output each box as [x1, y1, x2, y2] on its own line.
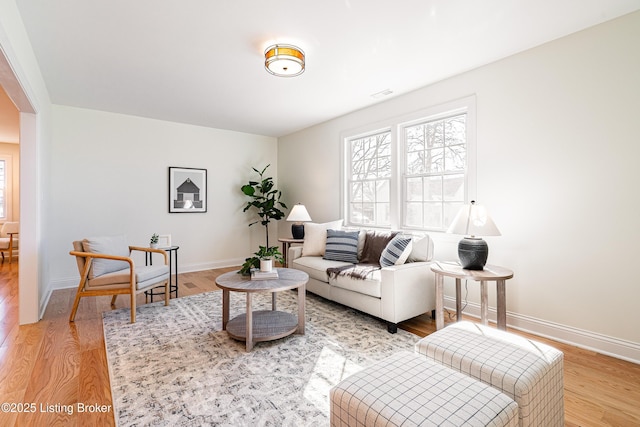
[379, 235, 413, 267]
[323, 229, 359, 263]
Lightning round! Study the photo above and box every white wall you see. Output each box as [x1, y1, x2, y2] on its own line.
[278, 11, 640, 362]
[49, 105, 278, 287]
[0, 0, 52, 324]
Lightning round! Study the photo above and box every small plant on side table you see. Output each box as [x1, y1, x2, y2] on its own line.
[150, 233, 159, 249]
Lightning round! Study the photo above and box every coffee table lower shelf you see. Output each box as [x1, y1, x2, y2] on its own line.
[226, 310, 299, 342]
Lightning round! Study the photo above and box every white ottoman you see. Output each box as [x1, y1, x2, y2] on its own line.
[330, 351, 518, 427]
[415, 321, 564, 427]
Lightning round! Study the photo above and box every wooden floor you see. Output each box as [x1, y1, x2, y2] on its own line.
[1, 262, 639, 426]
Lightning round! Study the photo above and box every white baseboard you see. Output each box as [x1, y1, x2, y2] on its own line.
[444, 296, 640, 365]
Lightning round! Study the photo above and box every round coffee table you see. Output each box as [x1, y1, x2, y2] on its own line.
[215, 268, 309, 351]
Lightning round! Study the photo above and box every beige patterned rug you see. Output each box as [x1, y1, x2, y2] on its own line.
[103, 289, 420, 426]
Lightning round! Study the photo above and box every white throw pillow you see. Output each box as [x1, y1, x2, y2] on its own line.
[82, 235, 130, 279]
[301, 220, 343, 256]
[407, 234, 434, 262]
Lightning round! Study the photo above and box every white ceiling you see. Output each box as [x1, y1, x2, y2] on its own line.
[14, 0, 640, 137]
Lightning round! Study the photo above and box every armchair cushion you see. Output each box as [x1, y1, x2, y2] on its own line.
[82, 235, 130, 278]
[87, 264, 170, 289]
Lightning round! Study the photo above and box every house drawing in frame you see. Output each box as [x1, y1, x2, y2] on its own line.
[169, 167, 207, 213]
[175, 178, 202, 209]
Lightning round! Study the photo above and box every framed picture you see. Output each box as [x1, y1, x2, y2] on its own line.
[169, 167, 207, 213]
[157, 234, 172, 248]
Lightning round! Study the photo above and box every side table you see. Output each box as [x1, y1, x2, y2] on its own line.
[145, 245, 179, 302]
[278, 237, 304, 267]
[431, 263, 513, 331]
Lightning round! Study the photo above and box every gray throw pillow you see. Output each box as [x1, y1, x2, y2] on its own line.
[323, 229, 359, 264]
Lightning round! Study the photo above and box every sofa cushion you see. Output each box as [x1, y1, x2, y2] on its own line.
[323, 229, 359, 263]
[82, 235, 129, 279]
[407, 233, 434, 262]
[291, 256, 352, 283]
[329, 266, 382, 298]
[380, 235, 413, 267]
[359, 230, 398, 265]
[301, 219, 343, 256]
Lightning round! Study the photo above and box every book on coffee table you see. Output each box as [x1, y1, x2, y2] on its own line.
[251, 270, 279, 280]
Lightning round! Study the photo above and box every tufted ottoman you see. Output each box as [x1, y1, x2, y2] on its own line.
[330, 351, 518, 427]
[414, 321, 564, 427]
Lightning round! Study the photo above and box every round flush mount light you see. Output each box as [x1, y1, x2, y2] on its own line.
[264, 44, 305, 77]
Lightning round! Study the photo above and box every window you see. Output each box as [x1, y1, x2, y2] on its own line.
[343, 96, 475, 232]
[347, 130, 392, 227]
[402, 113, 467, 229]
[0, 155, 12, 221]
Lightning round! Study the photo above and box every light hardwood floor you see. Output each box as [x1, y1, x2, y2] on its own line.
[1, 262, 639, 426]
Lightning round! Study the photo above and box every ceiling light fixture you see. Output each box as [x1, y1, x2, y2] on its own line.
[264, 44, 305, 77]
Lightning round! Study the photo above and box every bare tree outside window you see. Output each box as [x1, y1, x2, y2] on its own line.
[404, 113, 467, 229]
[348, 131, 391, 226]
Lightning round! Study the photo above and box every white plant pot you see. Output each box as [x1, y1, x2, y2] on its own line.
[260, 259, 273, 272]
[150, 243, 158, 249]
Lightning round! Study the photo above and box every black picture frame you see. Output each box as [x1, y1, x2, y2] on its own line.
[169, 167, 207, 213]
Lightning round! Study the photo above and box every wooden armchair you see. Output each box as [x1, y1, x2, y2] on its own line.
[0, 222, 19, 263]
[69, 236, 171, 323]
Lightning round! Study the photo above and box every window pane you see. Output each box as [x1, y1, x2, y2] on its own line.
[426, 148, 444, 173]
[444, 202, 464, 228]
[376, 203, 390, 226]
[424, 203, 443, 229]
[443, 174, 465, 201]
[445, 115, 466, 145]
[351, 182, 363, 202]
[424, 176, 442, 201]
[406, 151, 424, 174]
[362, 203, 375, 225]
[376, 180, 389, 203]
[406, 177, 422, 202]
[444, 145, 465, 171]
[362, 181, 375, 202]
[405, 126, 424, 152]
[405, 202, 423, 227]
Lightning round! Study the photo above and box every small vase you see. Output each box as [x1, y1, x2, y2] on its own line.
[150, 243, 158, 249]
[260, 259, 273, 272]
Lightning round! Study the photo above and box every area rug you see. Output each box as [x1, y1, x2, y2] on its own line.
[103, 290, 421, 426]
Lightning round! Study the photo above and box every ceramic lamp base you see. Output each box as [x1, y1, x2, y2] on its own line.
[458, 237, 488, 270]
[291, 223, 305, 239]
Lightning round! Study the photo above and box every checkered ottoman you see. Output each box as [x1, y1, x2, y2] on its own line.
[330, 351, 518, 427]
[415, 321, 564, 427]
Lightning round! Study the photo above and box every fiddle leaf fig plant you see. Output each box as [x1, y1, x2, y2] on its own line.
[239, 164, 288, 275]
[241, 164, 287, 248]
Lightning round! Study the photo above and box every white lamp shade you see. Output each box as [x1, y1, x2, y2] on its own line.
[287, 204, 312, 222]
[447, 202, 501, 237]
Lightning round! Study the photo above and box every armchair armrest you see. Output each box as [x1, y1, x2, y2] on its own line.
[129, 246, 169, 264]
[69, 250, 135, 267]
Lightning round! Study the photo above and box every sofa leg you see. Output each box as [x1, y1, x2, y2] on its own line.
[387, 323, 398, 334]
[431, 309, 436, 319]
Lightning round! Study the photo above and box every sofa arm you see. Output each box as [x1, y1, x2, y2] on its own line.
[379, 261, 435, 324]
[289, 245, 303, 262]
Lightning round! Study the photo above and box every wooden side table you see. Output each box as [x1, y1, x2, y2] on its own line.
[278, 237, 304, 267]
[431, 263, 514, 331]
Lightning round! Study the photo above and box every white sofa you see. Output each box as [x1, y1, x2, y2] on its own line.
[288, 229, 436, 333]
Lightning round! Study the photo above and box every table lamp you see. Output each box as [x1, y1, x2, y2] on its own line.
[447, 200, 501, 270]
[287, 204, 312, 239]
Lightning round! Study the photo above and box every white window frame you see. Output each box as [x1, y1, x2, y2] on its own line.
[341, 95, 476, 232]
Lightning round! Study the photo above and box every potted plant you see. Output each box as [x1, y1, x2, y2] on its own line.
[239, 165, 288, 275]
[150, 233, 159, 249]
[239, 245, 285, 276]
